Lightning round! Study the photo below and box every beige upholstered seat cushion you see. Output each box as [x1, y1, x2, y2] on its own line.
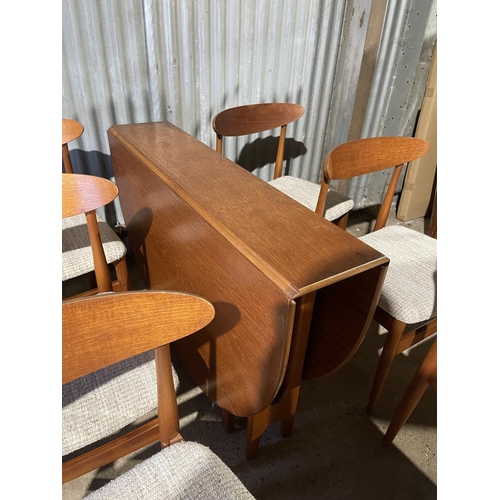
[85, 441, 255, 499]
[269, 175, 354, 221]
[62, 214, 127, 281]
[359, 225, 437, 324]
[62, 352, 180, 456]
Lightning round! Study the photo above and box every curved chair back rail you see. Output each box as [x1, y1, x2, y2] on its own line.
[323, 136, 431, 180]
[62, 173, 119, 219]
[63, 290, 215, 384]
[212, 103, 305, 137]
[212, 102, 305, 179]
[316, 137, 431, 229]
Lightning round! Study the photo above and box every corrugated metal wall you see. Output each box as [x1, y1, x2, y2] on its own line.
[62, 0, 436, 226]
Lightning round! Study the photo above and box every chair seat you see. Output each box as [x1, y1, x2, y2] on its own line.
[62, 352, 180, 456]
[359, 225, 437, 324]
[62, 213, 127, 281]
[269, 175, 354, 221]
[85, 440, 255, 499]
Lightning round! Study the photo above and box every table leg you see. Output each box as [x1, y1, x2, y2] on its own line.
[279, 386, 300, 438]
[244, 292, 316, 458]
[246, 406, 274, 459]
[221, 409, 235, 433]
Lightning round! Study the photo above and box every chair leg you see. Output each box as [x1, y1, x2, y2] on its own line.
[382, 339, 437, 445]
[115, 256, 130, 291]
[221, 409, 236, 433]
[367, 318, 406, 414]
[335, 213, 349, 230]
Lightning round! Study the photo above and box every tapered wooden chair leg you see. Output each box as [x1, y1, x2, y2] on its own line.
[382, 339, 437, 445]
[367, 319, 406, 414]
[221, 409, 236, 433]
[115, 256, 130, 291]
[335, 213, 349, 230]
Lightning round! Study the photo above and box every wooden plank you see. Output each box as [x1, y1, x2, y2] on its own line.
[397, 45, 437, 221]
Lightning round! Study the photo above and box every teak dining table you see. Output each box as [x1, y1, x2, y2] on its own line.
[108, 121, 389, 459]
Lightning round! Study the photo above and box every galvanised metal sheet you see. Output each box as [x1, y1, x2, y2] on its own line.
[352, 0, 437, 207]
[62, 0, 436, 225]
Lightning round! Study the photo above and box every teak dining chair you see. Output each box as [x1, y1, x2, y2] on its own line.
[62, 172, 130, 296]
[212, 103, 355, 226]
[63, 291, 254, 499]
[319, 136, 436, 413]
[62, 119, 129, 296]
[382, 338, 437, 446]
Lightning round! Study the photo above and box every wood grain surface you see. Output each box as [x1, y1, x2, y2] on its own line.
[108, 121, 389, 418]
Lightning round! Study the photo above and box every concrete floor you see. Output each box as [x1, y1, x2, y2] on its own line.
[62, 206, 437, 499]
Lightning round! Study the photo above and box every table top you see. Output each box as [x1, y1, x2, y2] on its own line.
[109, 121, 387, 298]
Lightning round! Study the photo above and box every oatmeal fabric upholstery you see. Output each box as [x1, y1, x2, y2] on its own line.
[85, 441, 255, 499]
[62, 352, 180, 456]
[359, 225, 437, 324]
[269, 175, 354, 221]
[62, 213, 127, 281]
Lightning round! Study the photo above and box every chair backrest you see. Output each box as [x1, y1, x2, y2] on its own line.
[62, 173, 119, 293]
[316, 137, 431, 231]
[212, 103, 305, 179]
[63, 290, 215, 479]
[62, 118, 84, 173]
